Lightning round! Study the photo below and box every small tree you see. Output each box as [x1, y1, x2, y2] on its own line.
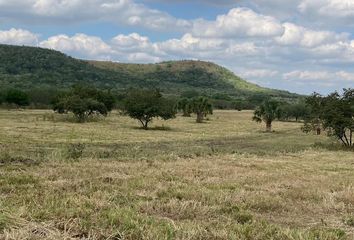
[123, 89, 176, 129]
[52, 85, 113, 122]
[253, 99, 282, 132]
[190, 97, 213, 123]
[302, 93, 325, 135]
[177, 98, 192, 117]
[5, 89, 29, 107]
[318, 89, 353, 147]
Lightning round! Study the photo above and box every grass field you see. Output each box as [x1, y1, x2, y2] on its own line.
[0, 110, 353, 240]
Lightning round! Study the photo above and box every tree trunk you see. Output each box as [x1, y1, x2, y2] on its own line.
[266, 121, 272, 132]
[316, 119, 321, 135]
[143, 122, 149, 130]
[139, 119, 149, 130]
[316, 127, 321, 135]
[196, 113, 204, 123]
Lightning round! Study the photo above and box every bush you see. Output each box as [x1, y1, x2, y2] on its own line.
[53, 85, 114, 122]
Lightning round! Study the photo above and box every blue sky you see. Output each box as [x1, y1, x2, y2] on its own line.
[1, 0, 354, 94]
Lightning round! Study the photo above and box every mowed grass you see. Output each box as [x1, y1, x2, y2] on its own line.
[0, 110, 353, 240]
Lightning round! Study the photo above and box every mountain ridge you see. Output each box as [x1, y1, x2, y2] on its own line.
[0, 44, 298, 100]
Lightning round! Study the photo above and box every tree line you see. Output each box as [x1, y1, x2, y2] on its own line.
[253, 89, 353, 147]
[49, 85, 214, 129]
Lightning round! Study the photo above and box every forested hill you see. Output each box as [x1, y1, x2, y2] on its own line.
[0, 44, 297, 99]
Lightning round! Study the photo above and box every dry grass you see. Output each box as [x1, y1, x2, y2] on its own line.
[0, 110, 353, 239]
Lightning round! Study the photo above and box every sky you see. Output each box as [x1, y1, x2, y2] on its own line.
[1, 0, 354, 94]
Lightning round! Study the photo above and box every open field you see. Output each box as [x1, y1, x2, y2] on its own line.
[0, 110, 353, 239]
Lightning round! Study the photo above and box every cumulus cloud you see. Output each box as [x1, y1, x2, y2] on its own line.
[275, 23, 348, 48]
[0, 28, 38, 45]
[192, 8, 284, 38]
[39, 34, 113, 60]
[299, 0, 354, 19]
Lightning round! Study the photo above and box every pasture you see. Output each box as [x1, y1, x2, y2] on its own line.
[0, 110, 353, 239]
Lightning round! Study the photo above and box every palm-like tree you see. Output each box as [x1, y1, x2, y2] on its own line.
[190, 97, 213, 123]
[253, 99, 282, 132]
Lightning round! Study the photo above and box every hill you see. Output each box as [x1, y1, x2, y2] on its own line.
[0, 44, 298, 102]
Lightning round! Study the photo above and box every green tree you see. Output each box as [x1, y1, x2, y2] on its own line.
[253, 99, 282, 132]
[190, 97, 213, 123]
[177, 98, 192, 117]
[320, 89, 353, 147]
[52, 85, 112, 122]
[280, 102, 309, 122]
[302, 93, 325, 135]
[123, 89, 176, 129]
[5, 89, 29, 107]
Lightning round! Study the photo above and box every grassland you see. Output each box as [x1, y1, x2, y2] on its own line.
[0, 110, 353, 240]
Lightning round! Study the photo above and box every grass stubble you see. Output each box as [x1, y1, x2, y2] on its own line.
[0, 110, 353, 239]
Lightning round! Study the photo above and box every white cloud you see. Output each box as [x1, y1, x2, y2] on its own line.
[283, 70, 354, 86]
[275, 23, 348, 48]
[39, 34, 112, 59]
[0, 28, 38, 45]
[192, 8, 284, 38]
[299, 0, 354, 18]
[242, 69, 279, 78]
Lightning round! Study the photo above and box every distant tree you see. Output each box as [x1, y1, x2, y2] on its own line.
[280, 102, 310, 122]
[190, 97, 213, 123]
[52, 85, 113, 122]
[253, 99, 282, 132]
[302, 93, 325, 135]
[5, 89, 29, 107]
[177, 98, 192, 117]
[305, 89, 353, 147]
[123, 89, 176, 129]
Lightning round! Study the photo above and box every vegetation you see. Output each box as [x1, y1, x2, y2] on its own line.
[0, 110, 352, 239]
[123, 89, 177, 129]
[189, 97, 213, 123]
[52, 85, 115, 122]
[3, 89, 29, 107]
[303, 89, 353, 147]
[280, 102, 310, 122]
[302, 93, 325, 135]
[177, 98, 192, 117]
[0, 44, 299, 109]
[253, 99, 282, 132]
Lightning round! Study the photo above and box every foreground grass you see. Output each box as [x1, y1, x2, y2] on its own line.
[0, 110, 353, 239]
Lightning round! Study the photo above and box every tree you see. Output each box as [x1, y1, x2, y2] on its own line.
[123, 89, 176, 129]
[302, 93, 325, 135]
[280, 102, 310, 122]
[5, 89, 30, 107]
[320, 89, 353, 147]
[190, 97, 213, 123]
[253, 99, 282, 132]
[177, 98, 192, 117]
[52, 85, 113, 122]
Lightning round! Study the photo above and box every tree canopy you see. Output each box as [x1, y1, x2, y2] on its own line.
[253, 99, 282, 132]
[190, 97, 213, 123]
[304, 89, 353, 147]
[52, 85, 115, 122]
[123, 89, 177, 129]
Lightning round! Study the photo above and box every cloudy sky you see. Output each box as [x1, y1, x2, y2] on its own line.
[1, 0, 354, 94]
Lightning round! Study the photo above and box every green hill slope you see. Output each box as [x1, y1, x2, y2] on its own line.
[0, 44, 297, 99]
